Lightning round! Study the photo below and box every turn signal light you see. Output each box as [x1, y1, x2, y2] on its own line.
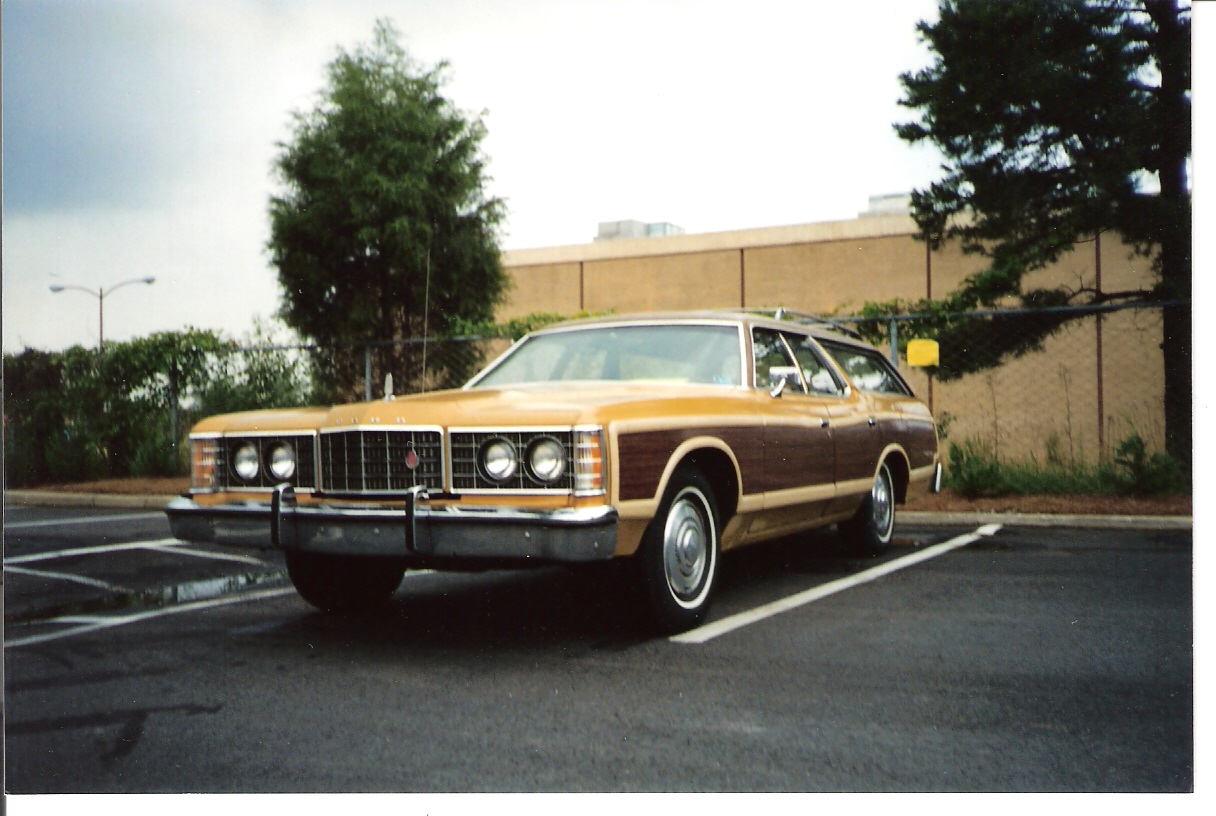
[190, 437, 222, 491]
[574, 428, 605, 496]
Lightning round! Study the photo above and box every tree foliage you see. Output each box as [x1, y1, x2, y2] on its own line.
[3, 329, 314, 487]
[268, 20, 508, 401]
[890, 0, 1191, 460]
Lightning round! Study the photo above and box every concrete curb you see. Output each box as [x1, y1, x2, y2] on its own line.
[901, 510, 1192, 531]
[3, 491, 1193, 531]
[4, 491, 179, 511]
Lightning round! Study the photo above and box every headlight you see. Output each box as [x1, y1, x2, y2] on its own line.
[479, 438, 518, 482]
[233, 443, 260, 482]
[267, 443, 296, 481]
[526, 437, 566, 483]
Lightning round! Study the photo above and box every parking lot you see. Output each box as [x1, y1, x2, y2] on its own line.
[3, 503, 1194, 793]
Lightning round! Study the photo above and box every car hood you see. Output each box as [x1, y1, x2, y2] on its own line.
[191, 382, 756, 434]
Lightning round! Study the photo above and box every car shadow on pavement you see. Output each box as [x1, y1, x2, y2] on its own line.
[244, 528, 927, 658]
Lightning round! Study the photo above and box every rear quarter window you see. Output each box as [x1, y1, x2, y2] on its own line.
[821, 342, 912, 396]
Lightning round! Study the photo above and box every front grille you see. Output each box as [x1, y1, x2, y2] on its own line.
[450, 430, 575, 492]
[319, 429, 444, 493]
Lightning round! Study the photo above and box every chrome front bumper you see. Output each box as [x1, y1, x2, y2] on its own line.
[165, 486, 619, 563]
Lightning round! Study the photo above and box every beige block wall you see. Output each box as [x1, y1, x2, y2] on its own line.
[1100, 233, 1158, 294]
[584, 250, 743, 314]
[926, 241, 986, 299]
[500, 261, 583, 318]
[928, 318, 1104, 462]
[1099, 308, 1167, 453]
[744, 234, 927, 314]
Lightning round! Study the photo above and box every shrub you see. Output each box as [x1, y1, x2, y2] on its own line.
[944, 430, 1188, 497]
[129, 421, 189, 478]
[946, 438, 1006, 497]
[45, 430, 108, 484]
[1111, 431, 1187, 495]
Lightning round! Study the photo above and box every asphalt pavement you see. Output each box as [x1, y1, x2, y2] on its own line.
[4, 515, 1193, 793]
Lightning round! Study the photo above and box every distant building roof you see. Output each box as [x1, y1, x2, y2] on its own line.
[596, 219, 685, 241]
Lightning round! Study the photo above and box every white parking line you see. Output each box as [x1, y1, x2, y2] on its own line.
[4, 512, 162, 530]
[4, 588, 299, 650]
[3, 538, 185, 565]
[671, 524, 1003, 645]
[3, 564, 128, 592]
[4, 569, 438, 650]
[143, 544, 272, 567]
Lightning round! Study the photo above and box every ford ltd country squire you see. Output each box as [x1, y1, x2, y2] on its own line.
[166, 310, 942, 633]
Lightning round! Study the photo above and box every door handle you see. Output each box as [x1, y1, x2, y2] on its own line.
[820, 418, 830, 428]
[868, 417, 877, 427]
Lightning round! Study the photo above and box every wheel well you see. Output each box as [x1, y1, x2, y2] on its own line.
[681, 448, 740, 523]
[884, 451, 911, 504]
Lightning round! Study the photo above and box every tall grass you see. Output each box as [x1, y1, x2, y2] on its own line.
[946, 430, 1187, 497]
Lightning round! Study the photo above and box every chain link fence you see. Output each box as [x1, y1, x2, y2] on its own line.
[839, 301, 1180, 465]
[4, 302, 1181, 487]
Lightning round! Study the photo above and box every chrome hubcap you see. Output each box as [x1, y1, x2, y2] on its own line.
[663, 489, 711, 603]
[872, 468, 893, 538]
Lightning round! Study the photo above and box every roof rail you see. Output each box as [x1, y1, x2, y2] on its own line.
[737, 307, 863, 340]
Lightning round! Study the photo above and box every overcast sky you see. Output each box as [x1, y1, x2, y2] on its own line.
[1, 0, 1205, 353]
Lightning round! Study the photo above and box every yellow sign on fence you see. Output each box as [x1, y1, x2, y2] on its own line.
[907, 338, 939, 367]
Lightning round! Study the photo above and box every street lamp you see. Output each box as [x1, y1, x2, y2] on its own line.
[50, 276, 156, 350]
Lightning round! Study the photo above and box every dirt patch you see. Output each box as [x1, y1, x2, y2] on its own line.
[906, 489, 1191, 517]
[20, 479, 1192, 517]
[27, 477, 191, 496]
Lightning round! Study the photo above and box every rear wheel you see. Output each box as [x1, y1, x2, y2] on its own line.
[637, 466, 720, 634]
[285, 551, 406, 613]
[839, 462, 895, 556]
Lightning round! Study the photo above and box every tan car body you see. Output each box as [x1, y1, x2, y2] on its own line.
[185, 318, 937, 552]
[168, 311, 940, 630]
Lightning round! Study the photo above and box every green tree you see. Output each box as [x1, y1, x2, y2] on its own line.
[890, 0, 1190, 463]
[2, 330, 234, 484]
[3, 327, 318, 486]
[3, 349, 70, 485]
[268, 20, 508, 402]
[195, 320, 315, 416]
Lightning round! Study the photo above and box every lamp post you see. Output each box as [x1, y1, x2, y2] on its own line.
[49, 276, 156, 350]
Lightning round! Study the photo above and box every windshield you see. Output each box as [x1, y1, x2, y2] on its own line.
[472, 324, 744, 388]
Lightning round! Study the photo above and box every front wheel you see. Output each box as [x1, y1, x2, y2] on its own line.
[637, 466, 721, 634]
[285, 551, 406, 613]
[839, 462, 895, 557]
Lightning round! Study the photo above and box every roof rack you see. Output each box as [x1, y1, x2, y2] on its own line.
[736, 307, 863, 340]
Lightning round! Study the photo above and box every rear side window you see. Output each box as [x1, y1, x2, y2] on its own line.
[752, 328, 846, 396]
[822, 342, 912, 396]
[786, 333, 845, 396]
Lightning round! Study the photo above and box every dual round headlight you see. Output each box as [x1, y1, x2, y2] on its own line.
[480, 438, 519, 482]
[478, 436, 566, 485]
[526, 437, 566, 483]
[233, 443, 260, 482]
[232, 441, 296, 483]
[268, 443, 296, 480]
